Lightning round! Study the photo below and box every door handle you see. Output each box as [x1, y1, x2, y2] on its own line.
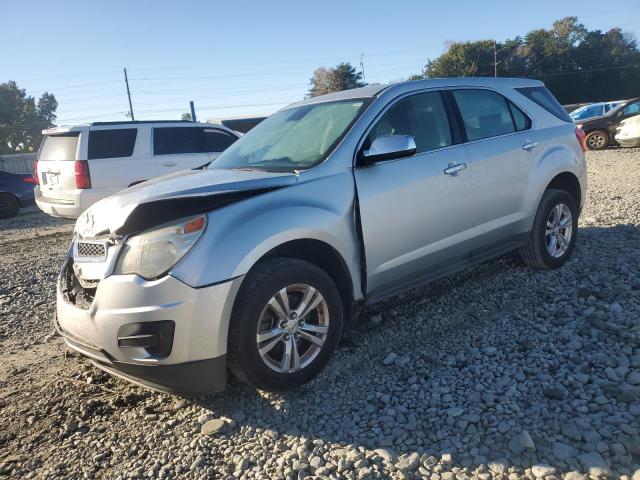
[444, 163, 467, 175]
[522, 141, 538, 151]
[160, 162, 176, 167]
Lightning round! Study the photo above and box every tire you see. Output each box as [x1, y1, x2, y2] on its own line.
[519, 189, 578, 270]
[227, 258, 343, 391]
[584, 130, 609, 150]
[0, 193, 20, 219]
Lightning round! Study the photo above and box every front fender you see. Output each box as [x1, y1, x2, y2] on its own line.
[171, 171, 362, 298]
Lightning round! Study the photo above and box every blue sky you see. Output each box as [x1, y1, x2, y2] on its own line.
[1, 0, 638, 125]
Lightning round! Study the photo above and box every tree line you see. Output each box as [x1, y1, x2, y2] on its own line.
[309, 17, 640, 104]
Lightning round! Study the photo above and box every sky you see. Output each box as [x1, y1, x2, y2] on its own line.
[1, 0, 639, 125]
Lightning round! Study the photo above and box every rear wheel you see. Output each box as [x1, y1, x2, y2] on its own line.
[0, 193, 20, 219]
[227, 258, 343, 391]
[585, 130, 609, 150]
[520, 189, 578, 270]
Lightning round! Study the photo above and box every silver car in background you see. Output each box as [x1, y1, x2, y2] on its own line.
[54, 78, 587, 394]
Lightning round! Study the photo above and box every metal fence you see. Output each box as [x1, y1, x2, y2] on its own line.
[0, 153, 37, 174]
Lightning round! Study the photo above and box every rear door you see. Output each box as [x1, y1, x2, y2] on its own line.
[451, 88, 536, 255]
[86, 126, 154, 191]
[354, 90, 475, 300]
[37, 131, 82, 200]
[153, 126, 237, 175]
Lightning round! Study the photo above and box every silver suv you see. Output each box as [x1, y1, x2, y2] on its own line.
[55, 78, 587, 394]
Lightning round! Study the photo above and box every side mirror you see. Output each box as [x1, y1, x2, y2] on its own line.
[359, 135, 417, 165]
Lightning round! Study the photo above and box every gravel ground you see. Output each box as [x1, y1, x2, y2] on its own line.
[1, 148, 640, 480]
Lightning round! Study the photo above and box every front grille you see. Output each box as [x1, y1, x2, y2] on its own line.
[77, 241, 106, 258]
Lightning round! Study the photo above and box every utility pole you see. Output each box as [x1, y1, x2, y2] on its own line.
[494, 41, 498, 77]
[123, 67, 134, 121]
[360, 53, 366, 84]
[189, 101, 196, 122]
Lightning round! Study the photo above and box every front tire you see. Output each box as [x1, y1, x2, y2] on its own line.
[227, 258, 343, 391]
[585, 130, 609, 150]
[0, 193, 20, 219]
[520, 189, 578, 270]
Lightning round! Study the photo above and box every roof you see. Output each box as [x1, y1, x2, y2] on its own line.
[288, 77, 545, 108]
[42, 120, 231, 135]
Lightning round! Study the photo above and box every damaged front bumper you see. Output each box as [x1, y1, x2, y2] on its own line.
[55, 258, 243, 395]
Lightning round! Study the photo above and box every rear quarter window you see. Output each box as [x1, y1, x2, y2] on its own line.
[38, 133, 80, 161]
[88, 129, 137, 159]
[516, 86, 572, 122]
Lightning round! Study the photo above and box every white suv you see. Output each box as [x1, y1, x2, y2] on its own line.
[34, 121, 239, 218]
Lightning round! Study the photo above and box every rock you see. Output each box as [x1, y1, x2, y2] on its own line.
[382, 353, 397, 366]
[441, 453, 453, 464]
[508, 430, 535, 454]
[564, 472, 587, 480]
[531, 464, 556, 478]
[543, 386, 566, 400]
[201, 419, 225, 435]
[632, 469, 640, 480]
[628, 371, 640, 385]
[577, 452, 610, 476]
[374, 448, 396, 464]
[395, 452, 420, 472]
[369, 314, 383, 325]
[561, 421, 582, 441]
[446, 407, 464, 418]
[488, 460, 507, 475]
[552, 441, 576, 460]
[231, 410, 246, 423]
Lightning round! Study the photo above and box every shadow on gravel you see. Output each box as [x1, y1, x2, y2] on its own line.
[186, 224, 640, 477]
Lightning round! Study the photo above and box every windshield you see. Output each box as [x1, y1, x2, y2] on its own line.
[570, 104, 603, 121]
[210, 99, 368, 172]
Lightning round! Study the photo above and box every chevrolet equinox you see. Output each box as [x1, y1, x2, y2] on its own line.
[54, 78, 587, 394]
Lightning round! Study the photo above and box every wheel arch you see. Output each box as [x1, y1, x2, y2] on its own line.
[249, 238, 356, 325]
[545, 171, 582, 209]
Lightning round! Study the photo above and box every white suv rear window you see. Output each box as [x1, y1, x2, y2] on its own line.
[38, 133, 79, 161]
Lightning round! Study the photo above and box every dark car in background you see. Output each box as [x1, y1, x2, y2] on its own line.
[0, 171, 37, 218]
[577, 97, 640, 150]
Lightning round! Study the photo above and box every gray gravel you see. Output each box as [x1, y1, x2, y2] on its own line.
[1, 148, 640, 479]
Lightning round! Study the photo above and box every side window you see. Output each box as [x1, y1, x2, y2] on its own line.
[622, 101, 640, 116]
[88, 129, 137, 159]
[203, 129, 237, 152]
[453, 90, 516, 141]
[154, 127, 205, 155]
[508, 100, 532, 132]
[367, 91, 452, 154]
[515, 86, 572, 122]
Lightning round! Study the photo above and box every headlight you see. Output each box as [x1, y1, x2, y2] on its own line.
[576, 124, 583, 129]
[114, 215, 207, 279]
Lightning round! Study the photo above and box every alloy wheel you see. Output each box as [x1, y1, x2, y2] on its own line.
[587, 133, 606, 149]
[545, 203, 573, 258]
[256, 284, 329, 373]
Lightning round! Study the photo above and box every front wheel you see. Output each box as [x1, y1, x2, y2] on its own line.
[227, 258, 343, 391]
[519, 189, 578, 270]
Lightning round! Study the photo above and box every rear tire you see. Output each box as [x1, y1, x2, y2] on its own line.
[519, 189, 578, 270]
[585, 130, 609, 150]
[0, 193, 20, 219]
[227, 258, 343, 391]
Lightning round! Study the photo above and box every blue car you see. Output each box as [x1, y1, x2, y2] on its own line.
[0, 171, 37, 218]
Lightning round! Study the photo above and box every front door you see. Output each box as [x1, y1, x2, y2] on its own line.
[354, 90, 476, 301]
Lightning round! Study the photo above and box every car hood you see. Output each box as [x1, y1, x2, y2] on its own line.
[75, 167, 298, 237]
